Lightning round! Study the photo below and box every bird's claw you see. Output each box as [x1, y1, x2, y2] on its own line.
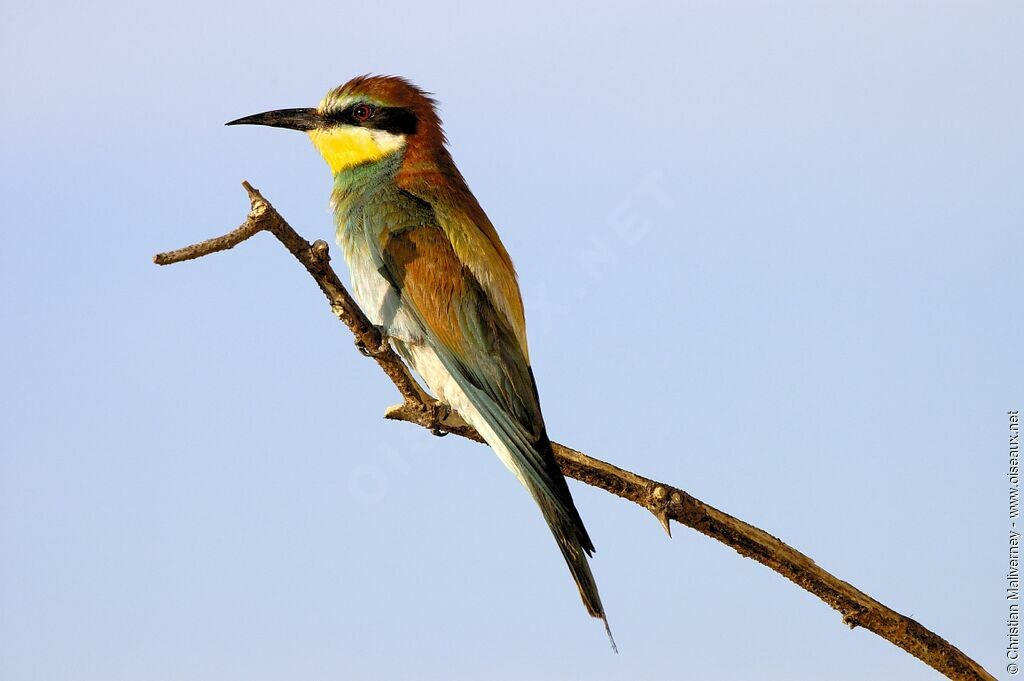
[355, 326, 391, 357]
[428, 402, 451, 437]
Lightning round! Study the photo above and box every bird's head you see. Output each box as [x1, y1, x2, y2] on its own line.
[227, 75, 444, 175]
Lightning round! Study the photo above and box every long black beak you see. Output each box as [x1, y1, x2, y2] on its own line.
[225, 107, 323, 131]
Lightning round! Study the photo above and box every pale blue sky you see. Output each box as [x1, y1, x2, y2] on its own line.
[1, 1, 1020, 679]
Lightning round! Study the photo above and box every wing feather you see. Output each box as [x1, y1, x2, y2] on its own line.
[397, 156, 530, 359]
[378, 223, 591, 546]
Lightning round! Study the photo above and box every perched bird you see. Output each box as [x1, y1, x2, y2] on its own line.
[227, 75, 612, 645]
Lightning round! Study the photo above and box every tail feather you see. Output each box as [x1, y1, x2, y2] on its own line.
[475, 401, 616, 649]
[416, 344, 615, 647]
[536, 494, 618, 652]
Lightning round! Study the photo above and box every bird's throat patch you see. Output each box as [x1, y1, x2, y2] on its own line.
[308, 126, 405, 174]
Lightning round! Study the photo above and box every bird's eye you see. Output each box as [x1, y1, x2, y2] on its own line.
[352, 104, 375, 122]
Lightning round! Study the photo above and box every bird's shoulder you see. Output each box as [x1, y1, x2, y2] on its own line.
[393, 165, 529, 358]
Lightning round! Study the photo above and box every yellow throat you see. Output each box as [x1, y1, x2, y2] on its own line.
[307, 126, 406, 174]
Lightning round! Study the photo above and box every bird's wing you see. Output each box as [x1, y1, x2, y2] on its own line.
[373, 217, 591, 548]
[381, 223, 537, 422]
[397, 160, 530, 359]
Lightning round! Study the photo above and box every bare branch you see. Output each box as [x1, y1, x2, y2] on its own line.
[154, 182, 994, 681]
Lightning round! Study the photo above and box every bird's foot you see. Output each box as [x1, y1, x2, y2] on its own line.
[427, 401, 451, 437]
[356, 325, 391, 357]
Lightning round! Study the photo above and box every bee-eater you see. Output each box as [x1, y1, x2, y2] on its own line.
[227, 75, 612, 644]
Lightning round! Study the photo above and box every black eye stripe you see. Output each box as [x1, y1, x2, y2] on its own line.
[328, 104, 418, 135]
[370, 107, 418, 135]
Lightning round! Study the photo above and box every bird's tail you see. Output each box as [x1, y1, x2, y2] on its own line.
[468, 402, 616, 649]
[420, 347, 616, 648]
[532, 483, 617, 652]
